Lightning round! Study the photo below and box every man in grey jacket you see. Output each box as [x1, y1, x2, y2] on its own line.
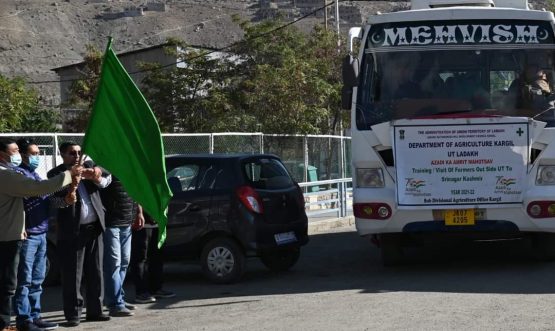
[0, 138, 82, 331]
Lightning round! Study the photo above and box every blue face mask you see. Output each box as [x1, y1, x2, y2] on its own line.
[28, 155, 40, 171]
[9, 153, 22, 167]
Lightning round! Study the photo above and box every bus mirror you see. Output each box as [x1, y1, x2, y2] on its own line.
[342, 55, 359, 88]
[341, 85, 352, 110]
[348, 27, 362, 53]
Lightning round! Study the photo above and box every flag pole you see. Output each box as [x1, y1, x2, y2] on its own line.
[80, 36, 173, 247]
[66, 37, 113, 204]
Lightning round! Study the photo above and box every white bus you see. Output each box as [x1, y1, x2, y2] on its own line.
[342, 0, 555, 264]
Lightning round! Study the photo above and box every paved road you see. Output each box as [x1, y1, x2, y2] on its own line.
[38, 225, 555, 330]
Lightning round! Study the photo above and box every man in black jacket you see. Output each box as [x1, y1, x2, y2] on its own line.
[47, 142, 112, 327]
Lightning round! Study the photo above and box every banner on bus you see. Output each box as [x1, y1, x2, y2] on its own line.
[393, 118, 529, 208]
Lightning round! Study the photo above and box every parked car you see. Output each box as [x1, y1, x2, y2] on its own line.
[163, 153, 309, 283]
[44, 153, 308, 285]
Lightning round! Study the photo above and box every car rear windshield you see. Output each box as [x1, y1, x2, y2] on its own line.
[243, 158, 294, 189]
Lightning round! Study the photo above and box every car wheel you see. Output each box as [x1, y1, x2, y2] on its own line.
[532, 233, 555, 261]
[200, 237, 245, 284]
[43, 242, 60, 286]
[260, 248, 300, 272]
[380, 233, 403, 266]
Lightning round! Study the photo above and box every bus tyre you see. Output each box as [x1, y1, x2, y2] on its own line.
[260, 247, 301, 272]
[201, 237, 246, 284]
[380, 233, 403, 266]
[532, 233, 555, 261]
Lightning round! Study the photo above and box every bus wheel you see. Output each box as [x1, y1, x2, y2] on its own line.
[380, 233, 403, 266]
[532, 233, 555, 261]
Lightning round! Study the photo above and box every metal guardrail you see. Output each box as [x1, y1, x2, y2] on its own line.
[2, 132, 353, 219]
[299, 178, 353, 219]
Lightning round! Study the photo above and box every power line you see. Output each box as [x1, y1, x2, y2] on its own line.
[27, 1, 342, 85]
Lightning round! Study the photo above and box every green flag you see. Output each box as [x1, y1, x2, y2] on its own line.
[83, 38, 173, 247]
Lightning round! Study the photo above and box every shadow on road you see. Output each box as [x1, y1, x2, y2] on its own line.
[40, 228, 555, 315]
[150, 229, 555, 307]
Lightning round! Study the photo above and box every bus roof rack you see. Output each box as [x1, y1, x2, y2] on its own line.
[411, 0, 529, 10]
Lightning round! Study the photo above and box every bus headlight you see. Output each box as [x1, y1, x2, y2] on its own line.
[356, 168, 384, 188]
[536, 166, 555, 185]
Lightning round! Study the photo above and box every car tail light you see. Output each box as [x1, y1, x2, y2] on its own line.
[236, 186, 264, 214]
[353, 203, 392, 220]
[527, 201, 555, 218]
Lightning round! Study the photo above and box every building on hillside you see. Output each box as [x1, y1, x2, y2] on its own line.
[256, 1, 298, 20]
[123, 6, 144, 17]
[259, 0, 293, 6]
[97, 2, 168, 20]
[53, 43, 222, 131]
[97, 7, 122, 19]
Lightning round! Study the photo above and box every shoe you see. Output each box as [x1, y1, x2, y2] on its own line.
[85, 314, 111, 322]
[124, 301, 137, 310]
[33, 318, 59, 330]
[109, 307, 134, 317]
[2, 326, 18, 331]
[134, 293, 156, 303]
[152, 289, 176, 299]
[17, 321, 44, 331]
[64, 319, 80, 328]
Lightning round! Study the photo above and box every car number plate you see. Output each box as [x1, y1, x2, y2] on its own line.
[274, 231, 297, 245]
[445, 209, 475, 226]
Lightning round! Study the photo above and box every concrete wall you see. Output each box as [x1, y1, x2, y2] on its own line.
[123, 6, 144, 17]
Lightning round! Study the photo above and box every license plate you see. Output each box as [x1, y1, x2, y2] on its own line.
[445, 209, 475, 226]
[274, 231, 297, 245]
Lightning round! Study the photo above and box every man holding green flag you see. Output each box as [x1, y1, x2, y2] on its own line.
[82, 37, 173, 247]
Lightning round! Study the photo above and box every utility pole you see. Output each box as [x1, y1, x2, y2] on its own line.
[335, 0, 340, 47]
[324, 0, 328, 31]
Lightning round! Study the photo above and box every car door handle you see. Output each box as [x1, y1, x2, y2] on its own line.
[175, 203, 201, 215]
[188, 204, 201, 212]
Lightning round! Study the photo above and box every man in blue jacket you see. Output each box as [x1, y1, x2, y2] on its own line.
[13, 139, 59, 331]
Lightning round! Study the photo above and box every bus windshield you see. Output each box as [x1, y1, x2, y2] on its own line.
[356, 48, 555, 129]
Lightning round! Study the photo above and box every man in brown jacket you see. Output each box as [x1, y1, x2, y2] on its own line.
[0, 138, 82, 331]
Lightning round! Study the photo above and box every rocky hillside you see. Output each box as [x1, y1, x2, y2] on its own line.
[0, 0, 255, 103]
[0, 0, 549, 104]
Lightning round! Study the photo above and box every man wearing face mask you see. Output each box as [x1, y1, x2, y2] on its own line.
[0, 138, 82, 331]
[12, 139, 59, 331]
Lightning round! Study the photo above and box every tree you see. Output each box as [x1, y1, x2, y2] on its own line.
[67, 21, 349, 135]
[139, 20, 349, 135]
[64, 44, 103, 132]
[139, 38, 244, 133]
[230, 18, 348, 135]
[0, 74, 59, 132]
